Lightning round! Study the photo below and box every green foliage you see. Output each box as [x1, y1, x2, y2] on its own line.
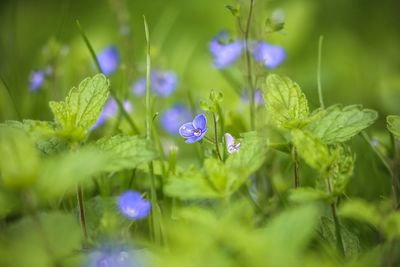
[329, 145, 355, 195]
[93, 135, 158, 172]
[386, 115, 400, 138]
[288, 187, 331, 203]
[200, 89, 223, 113]
[49, 74, 110, 141]
[262, 74, 309, 129]
[306, 105, 378, 144]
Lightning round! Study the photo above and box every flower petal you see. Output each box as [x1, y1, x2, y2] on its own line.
[193, 114, 207, 130]
[179, 122, 195, 138]
[224, 133, 235, 148]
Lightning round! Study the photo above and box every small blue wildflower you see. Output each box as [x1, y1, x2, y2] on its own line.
[252, 42, 285, 68]
[29, 70, 45, 92]
[93, 99, 132, 129]
[97, 46, 120, 75]
[151, 70, 178, 97]
[160, 104, 192, 135]
[85, 245, 140, 267]
[179, 114, 208, 144]
[131, 77, 146, 96]
[117, 191, 151, 220]
[209, 32, 244, 69]
[224, 133, 241, 154]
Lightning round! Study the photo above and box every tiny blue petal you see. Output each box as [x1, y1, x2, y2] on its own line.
[117, 191, 151, 220]
[151, 71, 178, 97]
[179, 122, 196, 138]
[252, 42, 285, 69]
[131, 77, 146, 96]
[179, 114, 207, 143]
[85, 245, 140, 267]
[193, 114, 207, 130]
[97, 46, 120, 75]
[29, 71, 45, 91]
[161, 104, 192, 135]
[209, 32, 244, 69]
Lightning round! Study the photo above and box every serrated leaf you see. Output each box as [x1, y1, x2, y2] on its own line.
[292, 129, 332, 173]
[386, 115, 400, 138]
[49, 74, 110, 141]
[93, 135, 158, 172]
[306, 105, 378, 144]
[262, 74, 309, 129]
[329, 145, 355, 195]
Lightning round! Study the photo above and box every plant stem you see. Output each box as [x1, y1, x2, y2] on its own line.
[0, 74, 22, 120]
[326, 177, 345, 256]
[390, 133, 400, 209]
[76, 184, 88, 243]
[212, 112, 223, 161]
[244, 0, 255, 130]
[292, 146, 300, 188]
[317, 35, 325, 109]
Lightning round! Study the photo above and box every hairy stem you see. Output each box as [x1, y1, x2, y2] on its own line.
[244, 0, 255, 130]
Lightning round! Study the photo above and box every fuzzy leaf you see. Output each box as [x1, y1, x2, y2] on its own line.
[306, 105, 378, 144]
[93, 135, 158, 172]
[262, 74, 309, 129]
[291, 129, 332, 173]
[49, 74, 109, 141]
[387, 115, 400, 138]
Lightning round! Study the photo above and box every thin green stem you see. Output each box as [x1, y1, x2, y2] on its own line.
[76, 184, 88, 243]
[244, 0, 255, 130]
[0, 74, 21, 120]
[292, 146, 300, 188]
[76, 19, 140, 134]
[390, 133, 400, 209]
[212, 112, 223, 161]
[317, 35, 325, 109]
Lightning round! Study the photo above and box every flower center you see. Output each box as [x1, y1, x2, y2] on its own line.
[193, 128, 202, 137]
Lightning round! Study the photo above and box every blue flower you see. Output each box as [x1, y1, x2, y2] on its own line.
[151, 71, 178, 97]
[161, 104, 192, 135]
[224, 133, 241, 154]
[117, 191, 151, 220]
[209, 32, 244, 69]
[85, 245, 140, 267]
[131, 77, 146, 96]
[251, 42, 285, 68]
[97, 46, 120, 75]
[240, 89, 265, 106]
[92, 98, 132, 129]
[29, 70, 45, 91]
[179, 114, 207, 144]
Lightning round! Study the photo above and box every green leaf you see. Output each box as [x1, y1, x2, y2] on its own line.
[35, 147, 109, 200]
[306, 105, 378, 144]
[49, 74, 110, 141]
[262, 74, 309, 129]
[329, 145, 355, 195]
[382, 212, 400, 240]
[338, 199, 380, 226]
[386, 115, 400, 138]
[288, 187, 331, 204]
[0, 127, 40, 189]
[93, 135, 158, 172]
[204, 158, 228, 193]
[291, 129, 332, 173]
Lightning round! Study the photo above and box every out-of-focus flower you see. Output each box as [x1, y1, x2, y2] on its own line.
[161, 104, 192, 135]
[224, 133, 241, 154]
[29, 70, 45, 92]
[241, 89, 265, 106]
[117, 191, 151, 220]
[97, 46, 120, 75]
[92, 98, 132, 129]
[85, 245, 140, 267]
[209, 32, 244, 69]
[151, 70, 178, 97]
[179, 114, 208, 144]
[251, 42, 286, 68]
[131, 77, 146, 96]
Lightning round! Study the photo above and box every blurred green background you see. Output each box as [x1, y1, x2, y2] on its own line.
[1, 0, 400, 201]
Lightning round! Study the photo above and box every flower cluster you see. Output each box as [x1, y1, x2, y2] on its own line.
[209, 31, 285, 69]
[132, 70, 178, 97]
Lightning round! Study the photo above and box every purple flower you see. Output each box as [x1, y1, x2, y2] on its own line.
[252, 42, 285, 68]
[97, 46, 120, 75]
[85, 245, 140, 267]
[29, 70, 45, 91]
[209, 32, 244, 69]
[92, 98, 132, 129]
[117, 191, 151, 220]
[151, 71, 178, 97]
[161, 104, 192, 135]
[179, 114, 208, 144]
[131, 77, 146, 96]
[224, 133, 241, 154]
[241, 89, 265, 106]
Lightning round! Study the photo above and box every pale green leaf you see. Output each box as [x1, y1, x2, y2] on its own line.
[382, 212, 400, 240]
[292, 129, 332, 173]
[338, 199, 380, 226]
[49, 74, 110, 141]
[93, 135, 158, 172]
[306, 105, 378, 144]
[288, 187, 331, 204]
[262, 74, 309, 129]
[386, 115, 400, 138]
